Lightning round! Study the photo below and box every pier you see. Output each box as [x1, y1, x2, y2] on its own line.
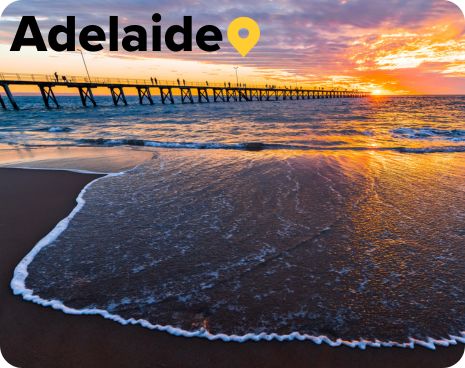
[0, 73, 370, 110]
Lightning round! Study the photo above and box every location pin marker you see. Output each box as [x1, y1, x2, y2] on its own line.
[228, 17, 261, 57]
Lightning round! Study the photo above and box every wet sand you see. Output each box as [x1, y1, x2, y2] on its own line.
[0, 167, 463, 367]
[0, 145, 154, 173]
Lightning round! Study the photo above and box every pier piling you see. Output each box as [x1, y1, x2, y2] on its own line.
[78, 86, 97, 107]
[2, 84, 19, 110]
[39, 85, 59, 109]
[226, 89, 237, 102]
[251, 90, 260, 101]
[238, 89, 250, 102]
[0, 92, 5, 110]
[213, 88, 226, 103]
[109, 87, 128, 106]
[180, 87, 194, 104]
[159, 87, 174, 105]
[137, 87, 154, 105]
[197, 88, 210, 103]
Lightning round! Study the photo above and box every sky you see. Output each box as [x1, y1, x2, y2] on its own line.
[1, 0, 465, 95]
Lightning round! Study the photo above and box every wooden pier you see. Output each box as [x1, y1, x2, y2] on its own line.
[0, 73, 370, 110]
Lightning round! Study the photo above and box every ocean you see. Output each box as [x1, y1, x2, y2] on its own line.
[0, 95, 464, 152]
[3, 95, 465, 349]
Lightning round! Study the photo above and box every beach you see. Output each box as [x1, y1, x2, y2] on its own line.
[0, 145, 463, 368]
[0, 169, 462, 368]
[0, 95, 464, 367]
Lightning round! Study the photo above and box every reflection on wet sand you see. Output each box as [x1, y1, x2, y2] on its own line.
[13, 148, 465, 348]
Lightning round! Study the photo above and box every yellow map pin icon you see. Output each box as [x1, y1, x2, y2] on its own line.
[228, 17, 261, 57]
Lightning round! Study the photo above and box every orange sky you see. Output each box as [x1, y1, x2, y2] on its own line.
[1, 0, 465, 95]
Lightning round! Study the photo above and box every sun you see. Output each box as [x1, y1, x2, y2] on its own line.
[372, 89, 383, 95]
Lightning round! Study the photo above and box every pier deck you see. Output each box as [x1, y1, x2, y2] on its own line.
[0, 73, 370, 110]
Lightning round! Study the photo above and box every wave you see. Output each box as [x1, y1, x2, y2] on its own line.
[78, 138, 465, 154]
[79, 138, 299, 151]
[396, 146, 465, 153]
[9, 162, 465, 351]
[392, 127, 465, 141]
[36, 127, 74, 133]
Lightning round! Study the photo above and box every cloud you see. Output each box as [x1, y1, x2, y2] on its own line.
[1, 0, 464, 93]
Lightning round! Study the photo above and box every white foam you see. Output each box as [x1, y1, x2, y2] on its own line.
[8, 164, 465, 351]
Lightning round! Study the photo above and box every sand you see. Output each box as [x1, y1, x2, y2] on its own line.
[0, 167, 463, 368]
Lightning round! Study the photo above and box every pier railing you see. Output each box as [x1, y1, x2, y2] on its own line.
[0, 72, 370, 110]
[0, 73, 363, 91]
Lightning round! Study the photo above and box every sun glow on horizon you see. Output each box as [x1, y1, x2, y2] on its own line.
[1, 1, 465, 95]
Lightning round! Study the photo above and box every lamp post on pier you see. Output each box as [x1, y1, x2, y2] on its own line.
[234, 67, 239, 87]
[77, 49, 92, 83]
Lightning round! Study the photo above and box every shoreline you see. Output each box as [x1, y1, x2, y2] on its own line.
[0, 167, 463, 367]
[10, 164, 465, 350]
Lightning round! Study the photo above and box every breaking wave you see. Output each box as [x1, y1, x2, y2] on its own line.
[78, 138, 465, 154]
[392, 127, 465, 141]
